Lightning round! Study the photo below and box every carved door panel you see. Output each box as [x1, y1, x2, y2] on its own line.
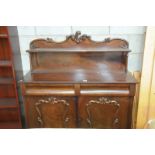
[25, 96, 76, 128]
[78, 96, 130, 128]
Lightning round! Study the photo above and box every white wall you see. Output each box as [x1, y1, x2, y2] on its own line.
[17, 26, 146, 75]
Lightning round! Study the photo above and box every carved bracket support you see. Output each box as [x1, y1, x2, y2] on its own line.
[35, 97, 70, 127]
[86, 97, 120, 128]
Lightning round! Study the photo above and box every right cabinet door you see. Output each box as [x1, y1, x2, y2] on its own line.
[78, 96, 132, 129]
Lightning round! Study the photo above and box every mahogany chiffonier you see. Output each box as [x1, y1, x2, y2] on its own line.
[20, 31, 136, 129]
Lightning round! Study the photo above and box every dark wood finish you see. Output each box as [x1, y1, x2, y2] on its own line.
[0, 60, 12, 66]
[78, 96, 129, 128]
[0, 108, 19, 121]
[27, 33, 130, 81]
[0, 122, 21, 129]
[24, 96, 76, 128]
[21, 31, 136, 129]
[0, 98, 17, 108]
[0, 77, 14, 84]
[0, 26, 22, 128]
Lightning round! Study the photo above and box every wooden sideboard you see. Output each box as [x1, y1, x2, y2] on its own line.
[21, 31, 136, 129]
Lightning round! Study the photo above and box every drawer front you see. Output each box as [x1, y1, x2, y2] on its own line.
[78, 96, 133, 129]
[0, 108, 19, 122]
[80, 84, 131, 96]
[24, 96, 76, 128]
[24, 84, 75, 96]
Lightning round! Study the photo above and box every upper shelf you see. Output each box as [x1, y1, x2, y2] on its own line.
[27, 47, 130, 53]
[28, 31, 130, 53]
[0, 98, 17, 108]
[0, 77, 14, 84]
[0, 34, 8, 39]
[0, 26, 8, 35]
[0, 60, 12, 67]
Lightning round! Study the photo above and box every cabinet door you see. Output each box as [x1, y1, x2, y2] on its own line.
[25, 96, 76, 128]
[78, 96, 131, 128]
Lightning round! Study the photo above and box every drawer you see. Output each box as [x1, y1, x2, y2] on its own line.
[80, 84, 131, 96]
[22, 83, 135, 97]
[24, 84, 75, 96]
[0, 108, 19, 122]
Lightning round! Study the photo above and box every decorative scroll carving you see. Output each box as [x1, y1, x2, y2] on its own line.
[67, 31, 91, 44]
[104, 37, 111, 42]
[86, 97, 120, 128]
[35, 97, 70, 127]
[120, 44, 129, 49]
[29, 31, 129, 49]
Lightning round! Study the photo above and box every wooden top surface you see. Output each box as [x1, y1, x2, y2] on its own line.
[23, 70, 136, 84]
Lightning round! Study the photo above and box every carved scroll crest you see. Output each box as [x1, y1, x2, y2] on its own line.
[67, 31, 91, 44]
[86, 97, 120, 128]
[29, 31, 129, 49]
[35, 97, 70, 127]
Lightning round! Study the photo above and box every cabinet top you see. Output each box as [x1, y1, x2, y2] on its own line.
[23, 70, 136, 84]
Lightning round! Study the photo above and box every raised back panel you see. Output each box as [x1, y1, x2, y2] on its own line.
[30, 31, 129, 49]
[27, 31, 130, 81]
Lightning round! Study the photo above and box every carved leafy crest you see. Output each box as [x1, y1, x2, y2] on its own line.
[67, 31, 91, 44]
[30, 31, 129, 49]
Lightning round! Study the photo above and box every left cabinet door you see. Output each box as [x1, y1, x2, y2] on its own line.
[25, 96, 76, 128]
